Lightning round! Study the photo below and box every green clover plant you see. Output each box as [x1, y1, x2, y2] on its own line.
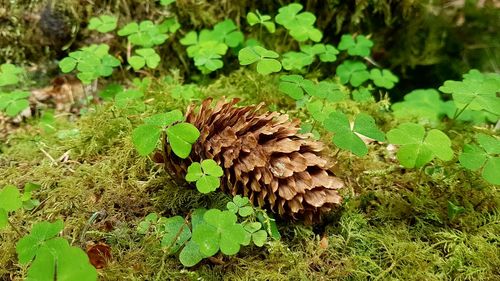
[137, 196, 279, 267]
[275, 3, 322, 42]
[336, 60, 370, 87]
[118, 20, 169, 47]
[0, 183, 41, 229]
[88, 15, 118, 33]
[238, 46, 282, 75]
[247, 10, 275, 33]
[185, 159, 224, 193]
[338, 34, 374, 57]
[459, 133, 500, 185]
[439, 69, 500, 119]
[16, 220, 97, 281]
[0, 63, 24, 86]
[128, 48, 161, 71]
[386, 123, 454, 168]
[0, 90, 30, 117]
[370, 69, 399, 89]
[324, 111, 385, 156]
[59, 44, 121, 84]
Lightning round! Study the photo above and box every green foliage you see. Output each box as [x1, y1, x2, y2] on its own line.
[278, 75, 314, 100]
[166, 123, 200, 159]
[128, 48, 161, 70]
[447, 201, 465, 220]
[185, 159, 224, 193]
[160, 0, 176, 6]
[439, 69, 500, 118]
[324, 111, 385, 156]
[275, 3, 322, 42]
[171, 84, 200, 101]
[0, 90, 30, 117]
[336, 60, 370, 87]
[137, 198, 279, 267]
[238, 46, 282, 75]
[0, 63, 23, 86]
[338, 34, 374, 57]
[459, 133, 500, 184]
[370, 69, 399, 89]
[132, 110, 184, 156]
[0, 183, 40, 229]
[247, 10, 275, 33]
[281, 44, 338, 71]
[387, 123, 454, 168]
[226, 195, 254, 217]
[88, 15, 118, 33]
[392, 89, 447, 123]
[180, 19, 243, 73]
[59, 44, 121, 84]
[16, 220, 97, 281]
[118, 20, 170, 47]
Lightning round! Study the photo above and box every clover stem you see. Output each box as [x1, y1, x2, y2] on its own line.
[259, 25, 263, 40]
[8, 219, 22, 237]
[452, 101, 471, 120]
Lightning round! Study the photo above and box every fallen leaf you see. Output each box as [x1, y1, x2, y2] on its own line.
[86, 241, 112, 269]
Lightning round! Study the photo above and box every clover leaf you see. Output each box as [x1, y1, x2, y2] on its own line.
[160, 0, 176, 5]
[317, 44, 339, 62]
[278, 75, 316, 100]
[386, 123, 454, 168]
[212, 19, 244, 48]
[166, 123, 200, 159]
[351, 87, 374, 102]
[336, 60, 370, 87]
[459, 133, 500, 184]
[0, 185, 23, 228]
[0, 63, 23, 86]
[370, 69, 399, 89]
[128, 48, 161, 71]
[281, 51, 314, 71]
[132, 110, 184, 156]
[226, 195, 254, 217]
[0, 90, 30, 117]
[338, 34, 374, 57]
[192, 209, 247, 256]
[158, 216, 192, 254]
[180, 30, 228, 73]
[243, 222, 267, 247]
[118, 20, 168, 47]
[16, 220, 97, 281]
[238, 46, 282, 75]
[275, 3, 322, 42]
[447, 201, 465, 220]
[247, 10, 275, 33]
[185, 159, 224, 193]
[439, 70, 500, 116]
[137, 213, 159, 234]
[324, 111, 385, 156]
[391, 89, 447, 123]
[88, 15, 118, 33]
[59, 44, 121, 84]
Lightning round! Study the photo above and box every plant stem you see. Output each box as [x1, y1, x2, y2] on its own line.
[8, 219, 22, 237]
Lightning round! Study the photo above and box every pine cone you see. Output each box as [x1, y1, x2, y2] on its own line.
[159, 98, 343, 223]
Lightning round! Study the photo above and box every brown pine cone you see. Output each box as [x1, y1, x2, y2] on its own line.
[159, 98, 344, 224]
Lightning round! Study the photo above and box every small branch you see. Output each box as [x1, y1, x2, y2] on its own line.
[8, 219, 23, 237]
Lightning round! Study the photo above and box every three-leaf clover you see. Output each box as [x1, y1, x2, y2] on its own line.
[370, 69, 399, 89]
[281, 51, 314, 71]
[88, 15, 118, 33]
[16, 220, 97, 281]
[158, 216, 192, 254]
[59, 44, 121, 84]
[212, 19, 244, 48]
[336, 60, 370, 87]
[185, 159, 224, 193]
[132, 110, 184, 156]
[275, 3, 322, 42]
[192, 209, 247, 256]
[247, 10, 275, 33]
[459, 133, 500, 184]
[386, 123, 454, 168]
[338, 34, 374, 57]
[166, 123, 200, 159]
[439, 70, 500, 116]
[0, 63, 23, 86]
[128, 48, 161, 71]
[226, 195, 254, 217]
[238, 46, 282, 75]
[118, 20, 168, 47]
[0, 90, 30, 117]
[180, 30, 228, 73]
[243, 222, 267, 247]
[324, 112, 385, 156]
[278, 75, 315, 100]
[391, 89, 446, 123]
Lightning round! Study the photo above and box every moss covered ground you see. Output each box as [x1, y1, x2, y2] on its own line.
[1, 70, 498, 280]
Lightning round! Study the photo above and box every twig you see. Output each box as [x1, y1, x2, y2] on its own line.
[8, 219, 23, 237]
[39, 147, 57, 166]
